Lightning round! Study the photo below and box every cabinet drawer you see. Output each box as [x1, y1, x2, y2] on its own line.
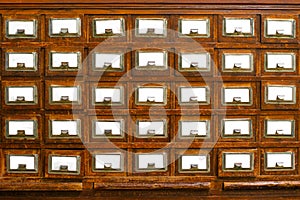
[133, 15, 170, 42]
[88, 115, 127, 142]
[262, 15, 299, 43]
[133, 149, 169, 176]
[2, 114, 41, 143]
[46, 15, 84, 42]
[88, 15, 127, 42]
[88, 48, 129, 77]
[218, 15, 258, 43]
[45, 80, 84, 110]
[175, 82, 212, 109]
[2, 149, 41, 177]
[89, 82, 126, 109]
[44, 150, 84, 178]
[261, 49, 298, 75]
[132, 116, 170, 142]
[261, 148, 297, 175]
[133, 82, 170, 109]
[3, 15, 40, 41]
[261, 81, 298, 110]
[218, 149, 258, 177]
[175, 149, 213, 175]
[132, 49, 172, 76]
[217, 82, 258, 109]
[175, 15, 215, 42]
[176, 115, 212, 141]
[3, 48, 42, 76]
[86, 149, 126, 176]
[45, 47, 84, 76]
[217, 115, 256, 141]
[259, 114, 297, 141]
[2, 80, 41, 110]
[218, 49, 257, 76]
[45, 114, 83, 143]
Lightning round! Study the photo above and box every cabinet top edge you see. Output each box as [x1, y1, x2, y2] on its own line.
[1, 0, 300, 4]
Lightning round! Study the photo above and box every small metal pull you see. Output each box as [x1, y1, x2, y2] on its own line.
[104, 163, 112, 169]
[147, 162, 155, 169]
[233, 162, 242, 169]
[233, 63, 242, 69]
[147, 61, 156, 66]
[146, 28, 155, 34]
[147, 96, 155, 102]
[60, 130, 69, 136]
[103, 62, 112, 68]
[233, 129, 241, 135]
[17, 164, 27, 170]
[275, 129, 284, 135]
[17, 63, 26, 69]
[59, 165, 69, 171]
[276, 29, 284, 36]
[16, 29, 25, 35]
[60, 28, 69, 34]
[60, 96, 70, 102]
[60, 62, 69, 68]
[104, 129, 112, 136]
[234, 27, 243, 34]
[232, 97, 241, 103]
[16, 96, 25, 102]
[276, 63, 285, 69]
[190, 164, 198, 170]
[147, 129, 155, 135]
[190, 62, 198, 68]
[105, 29, 113, 35]
[189, 28, 198, 35]
[190, 130, 199, 135]
[103, 97, 112, 103]
[189, 96, 198, 102]
[276, 95, 285, 101]
[275, 162, 284, 168]
[17, 130, 26, 137]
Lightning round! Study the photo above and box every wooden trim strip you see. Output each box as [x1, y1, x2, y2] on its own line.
[0, 182, 83, 191]
[94, 182, 211, 190]
[0, 0, 300, 4]
[224, 181, 300, 190]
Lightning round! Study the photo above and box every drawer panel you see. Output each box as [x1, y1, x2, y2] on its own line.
[44, 150, 84, 178]
[218, 149, 258, 177]
[3, 15, 40, 41]
[2, 149, 41, 177]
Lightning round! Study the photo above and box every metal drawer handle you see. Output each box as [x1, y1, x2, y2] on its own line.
[276, 95, 285, 101]
[60, 28, 69, 34]
[147, 162, 155, 169]
[189, 96, 198, 102]
[189, 28, 198, 34]
[190, 164, 198, 170]
[104, 163, 112, 169]
[190, 62, 198, 68]
[233, 129, 241, 135]
[16, 96, 25, 102]
[17, 130, 26, 137]
[17, 164, 27, 170]
[104, 129, 112, 136]
[59, 165, 69, 171]
[275, 162, 284, 168]
[103, 97, 112, 103]
[232, 97, 241, 103]
[16, 29, 25, 35]
[147, 96, 156, 102]
[147, 129, 156, 135]
[233, 162, 242, 169]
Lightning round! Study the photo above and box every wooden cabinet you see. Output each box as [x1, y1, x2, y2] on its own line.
[1, 0, 300, 198]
